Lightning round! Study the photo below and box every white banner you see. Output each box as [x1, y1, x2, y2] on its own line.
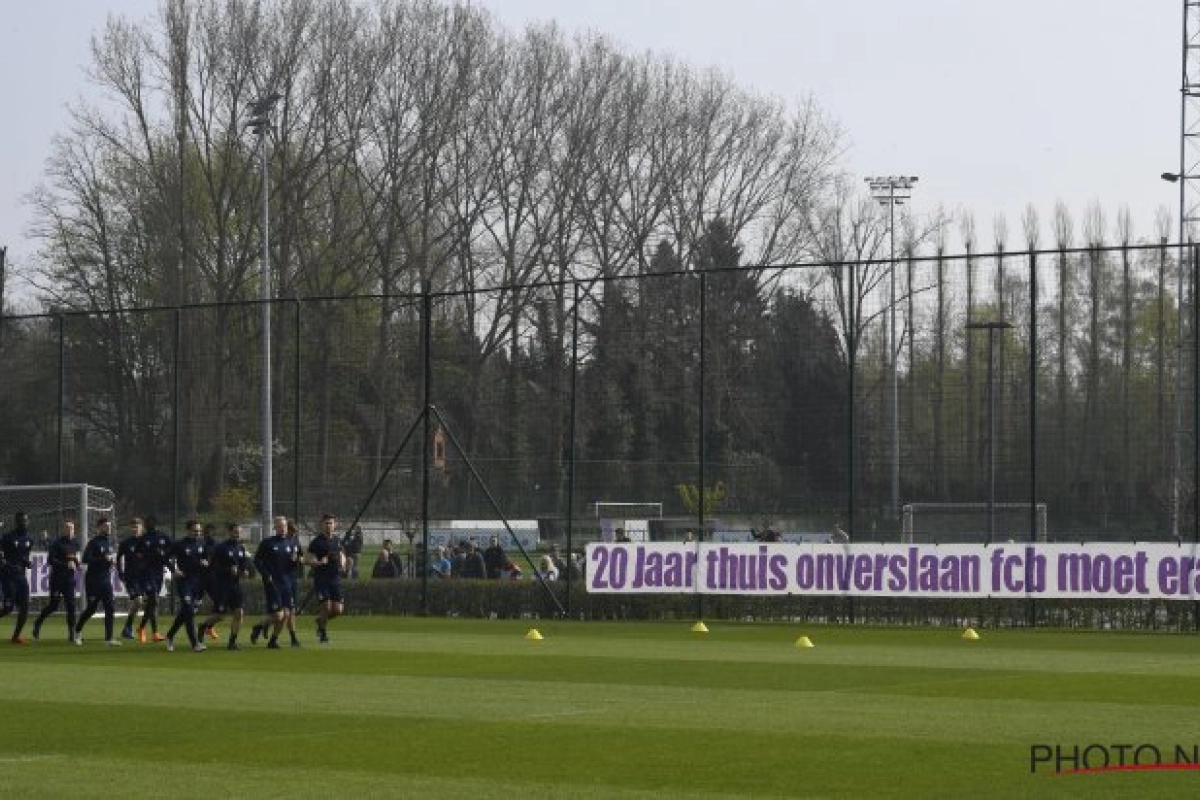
[584, 541, 1200, 600]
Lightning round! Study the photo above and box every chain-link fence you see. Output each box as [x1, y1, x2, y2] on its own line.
[2, 241, 1197, 551]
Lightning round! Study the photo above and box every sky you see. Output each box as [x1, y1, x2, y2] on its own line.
[0, 0, 1181, 294]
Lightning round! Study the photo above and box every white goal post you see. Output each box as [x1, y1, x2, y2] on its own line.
[901, 502, 1048, 544]
[590, 501, 663, 519]
[0, 484, 116, 544]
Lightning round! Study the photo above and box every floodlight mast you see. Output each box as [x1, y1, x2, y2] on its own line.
[865, 175, 918, 531]
[247, 92, 281, 535]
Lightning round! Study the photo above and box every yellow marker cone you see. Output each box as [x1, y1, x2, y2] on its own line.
[691, 621, 709, 633]
[525, 628, 544, 641]
[794, 636, 814, 649]
[962, 627, 980, 641]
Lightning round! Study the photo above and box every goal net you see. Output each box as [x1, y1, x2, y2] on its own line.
[0, 484, 116, 545]
[901, 502, 1048, 544]
[591, 502, 662, 543]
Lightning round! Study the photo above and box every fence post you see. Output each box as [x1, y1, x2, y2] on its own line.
[172, 308, 181, 535]
[1027, 251, 1038, 627]
[420, 281, 432, 615]
[695, 271, 707, 622]
[565, 281, 580, 616]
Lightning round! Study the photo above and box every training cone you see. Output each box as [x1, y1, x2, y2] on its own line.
[691, 621, 709, 633]
[961, 627, 980, 641]
[794, 636, 814, 649]
[525, 628, 544, 641]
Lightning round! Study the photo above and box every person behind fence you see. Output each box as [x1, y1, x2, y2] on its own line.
[117, 517, 149, 641]
[32, 519, 81, 644]
[0, 511, 34, 644]
[538, 547, 560, 581]
[428, 545, 451, 578]
[371, 539, 402, 579]
[75, 516, 120, 647]
[137, 515, 172, 643]
[343, 525, 364, 580]
[483, 535, 506, 579]
[458, 540, 486, 579]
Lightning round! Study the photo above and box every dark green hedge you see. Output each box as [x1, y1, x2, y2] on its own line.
[302, 579, 1200, 631]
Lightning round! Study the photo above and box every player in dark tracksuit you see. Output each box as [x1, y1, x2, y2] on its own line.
[0, 511, 35, 644]
[165, 520, 208, 652]
[138, 516, 172, 642]
[75, 517, 120, 646]
[32, 520, 82, 643]
[197, 524, 220, 641]
[198, 523, 252, 651]
[251, 515, 302, 649]
[304, 513, 345, 644]
[117, 518, 149, 640]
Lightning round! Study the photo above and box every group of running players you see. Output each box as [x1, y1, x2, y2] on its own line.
[0, 511, 346, 652]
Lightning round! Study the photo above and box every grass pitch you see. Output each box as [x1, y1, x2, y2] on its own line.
[1, 616, 1198, 798]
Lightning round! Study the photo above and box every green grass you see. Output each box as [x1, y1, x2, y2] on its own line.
[2, 617, 1199, 798]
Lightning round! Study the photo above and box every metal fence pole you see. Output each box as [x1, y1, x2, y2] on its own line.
[565, 281, 580, 616]
[696, 272, 707, 622]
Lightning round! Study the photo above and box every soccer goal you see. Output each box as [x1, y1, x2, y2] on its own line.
[901, 502, 1048, 544]
[590, 501, 663, 519]
[0, 484, 116, 542]
[591, 501, 663, 543]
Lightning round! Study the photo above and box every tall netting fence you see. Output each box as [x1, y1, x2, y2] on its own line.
[2, 241, 1198, 625]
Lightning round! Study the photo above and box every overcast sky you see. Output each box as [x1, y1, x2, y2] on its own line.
[0, 1, 1180, 289]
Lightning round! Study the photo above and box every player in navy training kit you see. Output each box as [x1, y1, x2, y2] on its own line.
[165, 520, 208, 652]
[32, 520, 82, 644]
[251, 515, 302, 648]
[198, 522, 252, 650]
[196, 523, 221, 641]
[117, 517, 149, 640]
[75, 517, 121, 646]
[138, 516, 172, 642]
[0, 511, 35, 644]
[304, 513, 345, 644]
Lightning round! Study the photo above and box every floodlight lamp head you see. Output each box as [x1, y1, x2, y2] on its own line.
[1162, 172, 1181, 183]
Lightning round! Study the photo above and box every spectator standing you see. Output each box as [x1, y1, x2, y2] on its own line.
[458, 541, 486, 579]
[428, 546, 452, 578]
[371, 540, 402, 579]
[482, 535, 506, 579]
[344, 526, 365, 579]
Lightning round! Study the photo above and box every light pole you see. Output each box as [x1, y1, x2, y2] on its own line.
[966, 319, 1012, 544]
[1162, 171, 1186, 541]
[865, 175, 918, 529]
[248, 92, 281, 536]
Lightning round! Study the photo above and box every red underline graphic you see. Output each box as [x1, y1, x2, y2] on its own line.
[1059, 763, 1200, 776]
